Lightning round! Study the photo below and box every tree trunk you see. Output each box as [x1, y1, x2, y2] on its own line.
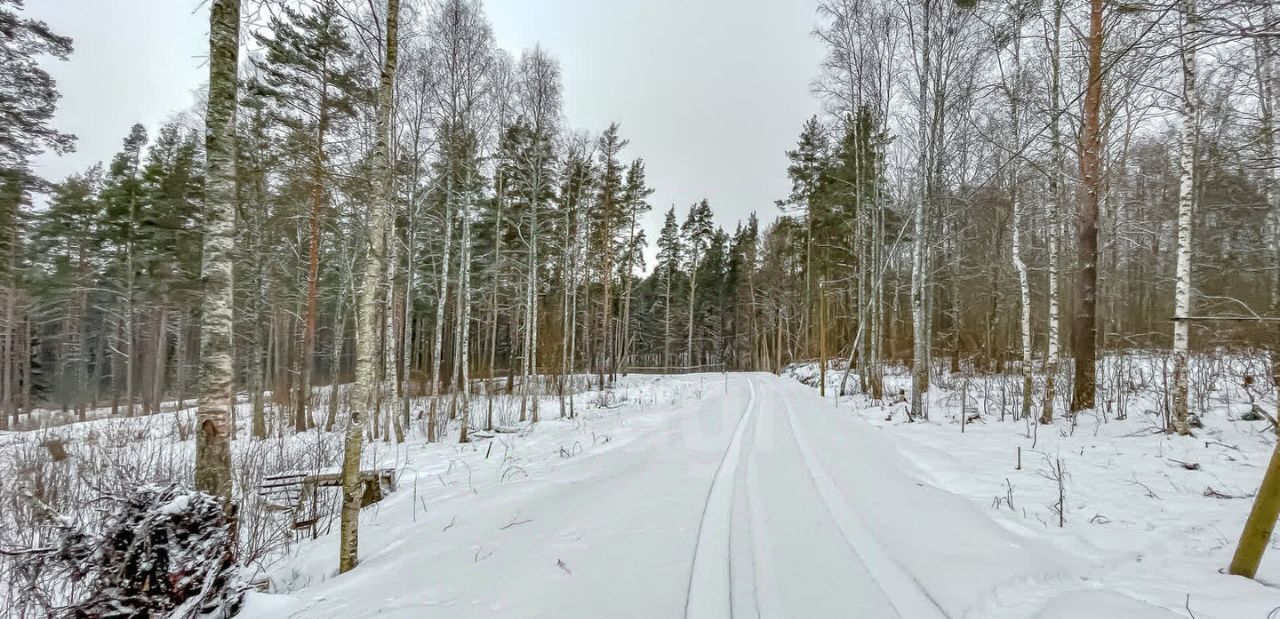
[1041, 0, 1065, 425]
[1007, 24, 1033, 420]
[297, 87, 332, 434]
[428, 175, 454, 443]
[1071, 0, 1104, 414]
[686, 250, 700, 367]
[340, 0, 397, 573]
[194, 0, 240, 502]
[909, 0, 932, 421]
[456, 170, 474, 441]
[1170, 0, 1197, 436]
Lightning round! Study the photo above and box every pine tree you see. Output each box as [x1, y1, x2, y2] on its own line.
[235, 89, 277, 439]
[611, 159, 651, 375]
[592, 123, 628, 385]
[655, 208, 681, 370]
[100, 124, 148, 419]
[682, 199, 714, 365]
[0, 0, 75, 170]
[729, 215, 761, 370]
[251, 0, 364, 433]
[779, 117, 830, 357]
[0, 0, 75, 429]
[137, 121, 203, 415]
[34, 168, 103, 417]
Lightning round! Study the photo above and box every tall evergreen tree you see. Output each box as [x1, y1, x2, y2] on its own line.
[682, 199, 714, 365]
[99, 124, 148, 418]
[592, 123, 628, 384]
[655, 207, 682, 370]
[618, 158, 653, 373]
[779, 116, 830, 354]
[251, 0, 364, 432]
[0, 0, 75, 171]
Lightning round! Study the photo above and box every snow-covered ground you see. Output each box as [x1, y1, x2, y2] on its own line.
[786, 358, 1280, 618]
[230, 365, 1278, 618]
[7, 358, 1280, 618]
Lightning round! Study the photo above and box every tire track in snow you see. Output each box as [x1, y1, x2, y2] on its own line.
[729, 375, 764, 618]
[776, 383, 950, 619]
[685, 375, 759, 619]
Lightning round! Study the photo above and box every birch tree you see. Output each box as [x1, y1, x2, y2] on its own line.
[340, 0, 398, 574]
[909, 0, 935, 421]
[1039, 0, 1065, 424]
[424, 0, 493, 441]
[1170, 0, 1199, 435]
[513, 46, 561, 425]
[194, 0, 239, 501]
[999, 4, 1033, 419]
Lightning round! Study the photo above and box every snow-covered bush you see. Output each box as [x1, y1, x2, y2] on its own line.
[65, 485, 244, 619]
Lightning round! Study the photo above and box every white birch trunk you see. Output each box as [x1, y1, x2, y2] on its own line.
[427, 176, 454, 443]
[528, 188, 540, 423]
[1171, 0, 1197, 436]
[1041, 0, 1065, 424]
[1008, 23, 1033, 420]
[454, 180, 473, 439]
[456, 169, 474, 440]
[194, 0, 239, 501]
[909, 0, 931, 421]
[340, 0, 397, 573]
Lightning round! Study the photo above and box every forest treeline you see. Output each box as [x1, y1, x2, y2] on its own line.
[2, 0, 1278, 443]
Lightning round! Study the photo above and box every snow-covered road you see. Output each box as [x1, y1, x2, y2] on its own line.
[685, 375, 941, 618]
[242, 373, 1177, 618]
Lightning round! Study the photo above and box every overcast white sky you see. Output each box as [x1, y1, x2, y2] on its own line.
[28, 0, 823, 249]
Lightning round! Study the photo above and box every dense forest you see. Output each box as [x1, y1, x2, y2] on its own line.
[3, 0, 1279, 440]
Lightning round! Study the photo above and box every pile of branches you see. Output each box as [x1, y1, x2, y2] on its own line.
[5, 484, 245, 618]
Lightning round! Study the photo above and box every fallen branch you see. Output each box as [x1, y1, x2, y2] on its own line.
[0, 546, 56, 557]
[500, 517, 532, 530]
[1127, 475, 1160, 499]
[1204, 486, 1255, 500]
[1204, 440, 1241, 452]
